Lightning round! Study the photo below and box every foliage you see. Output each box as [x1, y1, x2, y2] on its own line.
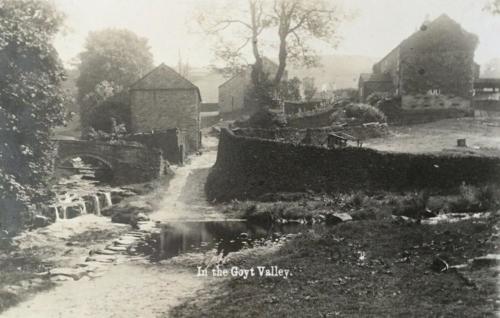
[303, 77, 317, 101]
[0, 0, 66, 231]
[196, 0, 270, 87]
[366, 92, 390, 106]
[376, 96, 402, 115]
[330, 103, 387, 124]
[244, 72, 275, 113]
[85, 91, 130, 133]
[234, 109, 287, 129]
[334, 88, 359, 101]
[197, 0, 347, 87]
[485, 0, 500, 14]
[278, 77, 301, 101]
[77, 29, 153, 130]
[449, 184, 500, 212]
[270, 0, 345, 85]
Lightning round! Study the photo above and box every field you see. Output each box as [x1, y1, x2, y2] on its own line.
[170, 215, 500, 317]
[364, 117, 500, 154]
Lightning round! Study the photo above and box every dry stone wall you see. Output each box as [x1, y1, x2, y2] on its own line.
[206, 128, 500, 201]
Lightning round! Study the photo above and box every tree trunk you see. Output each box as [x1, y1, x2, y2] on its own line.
[249, 0, 264, 87]
[274, 33, 287, 87]
[274, 10, 288, 87]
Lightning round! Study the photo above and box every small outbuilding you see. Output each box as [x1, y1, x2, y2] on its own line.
[129, 63, 201, 153]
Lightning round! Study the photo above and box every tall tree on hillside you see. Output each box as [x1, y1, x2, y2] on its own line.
[77, 29, 153, 131]
[0, 0, 66, 232]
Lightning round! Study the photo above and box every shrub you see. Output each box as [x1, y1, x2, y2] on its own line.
[330, 103, 387, 124]
[377, 96, 402, 117]
[366, 92, 390, 106]
[234, 109, 287, 129]
[449, 184, 500, 212]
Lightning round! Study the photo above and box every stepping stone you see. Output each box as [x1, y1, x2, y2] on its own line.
[49, 267, 87, 280]
[50, 275, 74, 282]
[325, 213, 353, 225]
[95, 249, 117, 255]
[106, 245, 127, 252]
[114, 238, 136, 246]
[86, 255, 116, 263]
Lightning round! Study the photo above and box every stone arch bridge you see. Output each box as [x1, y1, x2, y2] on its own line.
[54, 139, 163, 185]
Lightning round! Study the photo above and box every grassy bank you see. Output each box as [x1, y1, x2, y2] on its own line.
[221, 185, 500, 224]
[170, 214, 499, 317]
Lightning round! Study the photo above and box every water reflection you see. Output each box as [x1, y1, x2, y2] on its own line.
[152, 221, 313, 260]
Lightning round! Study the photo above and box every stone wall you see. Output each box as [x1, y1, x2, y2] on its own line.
[286, 108, 336, 128]
[56, 140, 163, 185]
[234, 125, 388, 146]
[124, 129, 184, 164]
[206, 128, 500, 201]
[402, 94, 471, 110]
[130, 89, 200, 153]
[284, 101, 322, 115]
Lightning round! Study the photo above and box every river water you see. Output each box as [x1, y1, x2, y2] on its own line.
[140, 135, 314, 260]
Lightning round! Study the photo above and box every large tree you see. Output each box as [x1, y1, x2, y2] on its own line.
[198, 0, 344, 89]
[77, 29, 153, 131]
[486, 0, 500, 14]
[0, 0, 66, 233]
[197, 0, 270, 87]
[271, 0, 343, 86]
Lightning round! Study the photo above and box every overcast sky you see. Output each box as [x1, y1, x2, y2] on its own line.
[53, 0, 500, 68]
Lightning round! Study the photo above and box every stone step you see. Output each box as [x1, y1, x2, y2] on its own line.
[106, 245, 128, 252]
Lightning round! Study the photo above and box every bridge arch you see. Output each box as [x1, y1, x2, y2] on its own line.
[58, 153, 114, 170]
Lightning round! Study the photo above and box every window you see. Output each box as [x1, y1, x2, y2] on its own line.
[427, 88, 440, 96]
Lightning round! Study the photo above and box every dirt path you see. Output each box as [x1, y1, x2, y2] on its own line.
[2, 135, 220, 318]
[1, 264, 206, 318]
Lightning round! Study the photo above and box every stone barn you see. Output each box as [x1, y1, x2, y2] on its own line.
[129, 63, 201, 153]
[359, 14, 479, 110]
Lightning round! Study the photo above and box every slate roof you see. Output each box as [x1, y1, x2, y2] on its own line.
[130, 63, 201, 100]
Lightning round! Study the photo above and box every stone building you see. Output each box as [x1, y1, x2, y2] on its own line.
[359, 14, 479, 111]
[218, 57, 280, 116]
[129, 64, 201, 153]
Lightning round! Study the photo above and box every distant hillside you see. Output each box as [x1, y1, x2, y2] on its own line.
[288, 55, 378, 90]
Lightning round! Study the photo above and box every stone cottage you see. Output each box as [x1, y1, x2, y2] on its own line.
[359, 14, 479, 111]
[129, 63, 201, 153]
[218, 57, 281, 116]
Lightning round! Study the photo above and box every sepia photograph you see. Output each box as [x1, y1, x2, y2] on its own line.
[0, 0, 500, 317]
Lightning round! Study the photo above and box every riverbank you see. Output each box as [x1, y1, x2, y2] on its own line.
[170, 214, 500, 317]
[220, 185, 500, 225]
[0, 215, 130, 313]
[0, 133, 222, 317]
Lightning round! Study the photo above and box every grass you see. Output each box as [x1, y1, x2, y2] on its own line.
[221, 185, 500, 225]
[364, 117, 500, 154]
[0, 247, 55, 312]
[169, 215, 500, 317]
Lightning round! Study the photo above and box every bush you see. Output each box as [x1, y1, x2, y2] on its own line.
[449, 184, 500, 212]
[234, 109, 287, 129]
[376, 96, 402, 116]
[330, 103, 387, 124]
[366, 92, 390, 106]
